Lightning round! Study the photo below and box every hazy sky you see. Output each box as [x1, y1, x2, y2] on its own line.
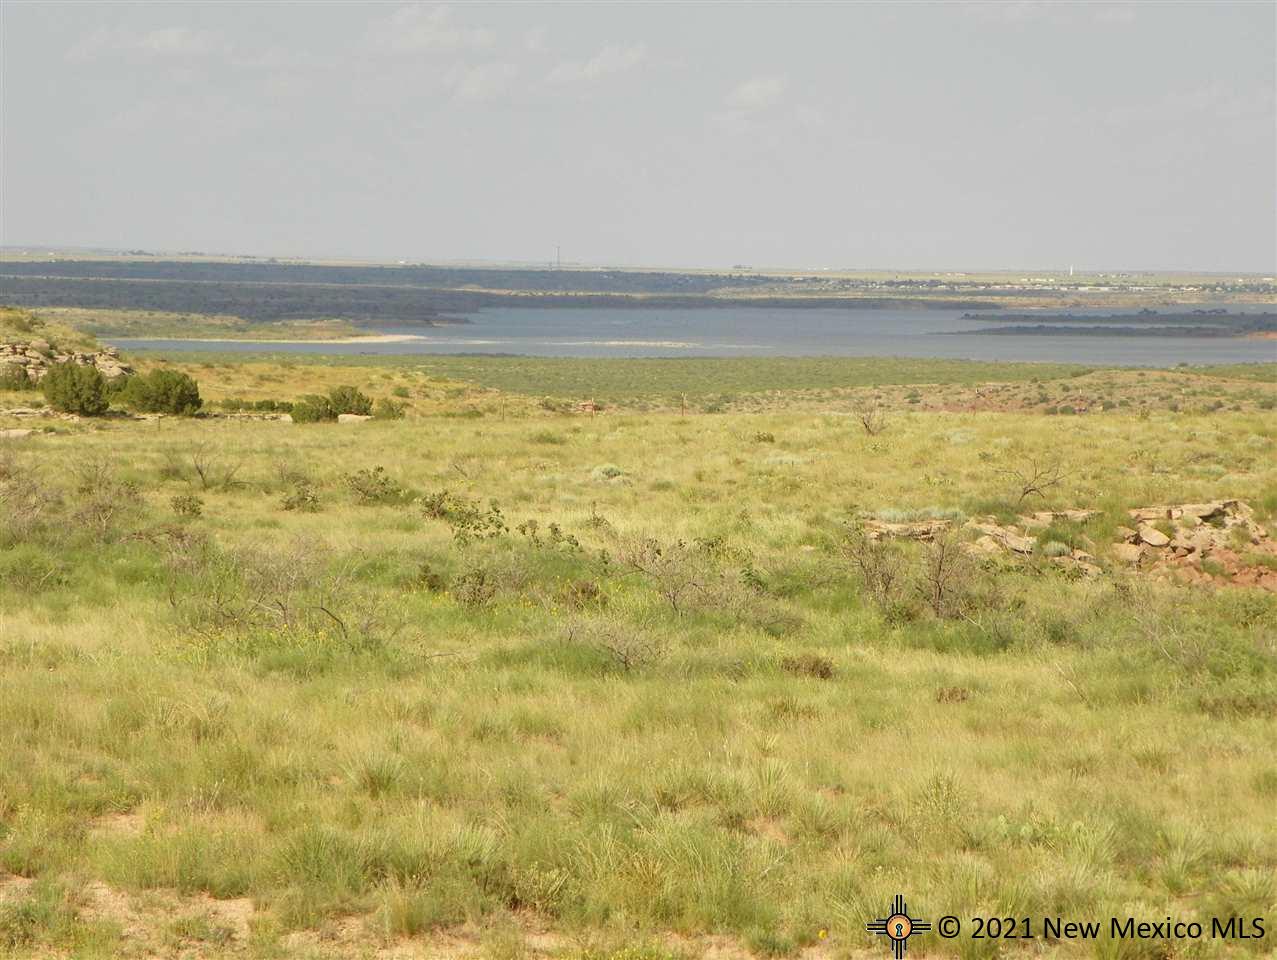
[2, 2, 1274, 272]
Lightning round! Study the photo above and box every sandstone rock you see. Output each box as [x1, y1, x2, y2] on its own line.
[0, 428, 35, 439]
[1113, 543, 1145, 565]
[337, 413, 372, 424]
[1179, 502, 1225, 520]
[863, 519, 951, 541]
[1027, 509, 1101, 526]
[967, 535, 1004, 556]
[1138, 525, 1171, 547]
[1052, 556, 1102, 578]
[966, 520, 1035, 553]
[1170, 532, 1198, 551]
[1115, 525, 1138, 542]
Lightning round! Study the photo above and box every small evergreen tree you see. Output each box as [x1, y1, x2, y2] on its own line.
[121, 369, 203, 415]
[327, 385, 372, 416]
[41, 362, 109, 415]
[291, 394, 336, 423]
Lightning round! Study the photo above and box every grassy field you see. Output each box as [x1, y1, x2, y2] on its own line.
[135, 353, 1275, 421]
[1, 353, 1276, 959]
[34, 308, 366, 343]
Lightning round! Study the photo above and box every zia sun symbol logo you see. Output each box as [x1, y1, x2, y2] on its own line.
[866, 894, 931, 958]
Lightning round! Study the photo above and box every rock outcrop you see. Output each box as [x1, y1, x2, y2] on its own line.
[0, 341, 132, 384]
[1113, 500, 1275, 591]
[861, 501, 1273, 589]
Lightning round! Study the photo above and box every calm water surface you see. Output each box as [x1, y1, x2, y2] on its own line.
[110, 305, 1277, 366]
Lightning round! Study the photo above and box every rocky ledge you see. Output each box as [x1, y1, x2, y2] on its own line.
[862, 501, 1274, 591]
[0, 340, 133, 384]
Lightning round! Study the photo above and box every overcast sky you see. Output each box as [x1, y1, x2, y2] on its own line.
[2, 2, 1274, 272]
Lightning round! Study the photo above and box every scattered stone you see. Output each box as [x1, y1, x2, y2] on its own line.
[1116, 500, 1273, 591]
[1114, 525, 1138, 541]
[862, 519, 952, 542]
[1113, 543, 1145, 565]
[967, 535, 1004, 556]
[1024, 509, 1101, 527]
[1052, 556, 1102, 577]
[966, 520, 1035, 553]
[0, 428, 35, 439]
[336, 413, 372, 423]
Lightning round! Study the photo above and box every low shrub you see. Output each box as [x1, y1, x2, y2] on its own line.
[291, 395, 335, 423]
[171, 493, 204, 519]
[281, 480, 322, 512]
[590, 464, 627, 483]
[420, 490, 508, 544]
[328, 385, 372, 416]
[344, 467, 407, 505]
[120, 369, 203, 415]
[780, 653, 835, 679]
[371, 398, 406, 420]
[41, 362, 108, 415]
[0, 366, 34, 391]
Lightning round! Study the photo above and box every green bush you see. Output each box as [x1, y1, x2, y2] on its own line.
[343, 466, 407, 505]
[120, 369, 203, 415]
[40, 362, 109, 415]
[371, 398, 406, 420]
[327, 385, 372, 416]
[171, 493, 204, 519]
[291, 395, 335, 423]
[0, 366, 34, 391]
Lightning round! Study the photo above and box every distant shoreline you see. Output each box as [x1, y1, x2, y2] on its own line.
[108, 333, 433, 345]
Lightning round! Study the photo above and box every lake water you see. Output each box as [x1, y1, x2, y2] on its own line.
[109, 304, 1277, 366]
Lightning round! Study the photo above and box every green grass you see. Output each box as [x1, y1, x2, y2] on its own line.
[119, 352, 1094, 400]
[1, 370, 1276, 958]
[36, 306, 365, 342]
[1195, 363, 1277, 383]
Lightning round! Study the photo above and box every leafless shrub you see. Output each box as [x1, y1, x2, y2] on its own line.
[614, 536, 714, 616]
[71, 458, 115, 496]
[0, 448, 19, 483]
[165, 539, 405, 649]
[562, 578, 606, 609]
[917, 532, 977, 618]
[189, 443, 243, 491]
[842, 523, 909, 610]
[0, 466, 62, 545]
[854, 402, 889, 436]
[68, 459, 142, 541]
[780, 653, 835, 679]
[564, 615, 667, 671]
[997, 457, 1069, 506]
[453, 566, 498, 608]
[275, 458, 314, 489]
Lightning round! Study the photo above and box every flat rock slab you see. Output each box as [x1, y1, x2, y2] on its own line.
[862, 519, 952, 541]
[1113, 543, 1145, 565]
